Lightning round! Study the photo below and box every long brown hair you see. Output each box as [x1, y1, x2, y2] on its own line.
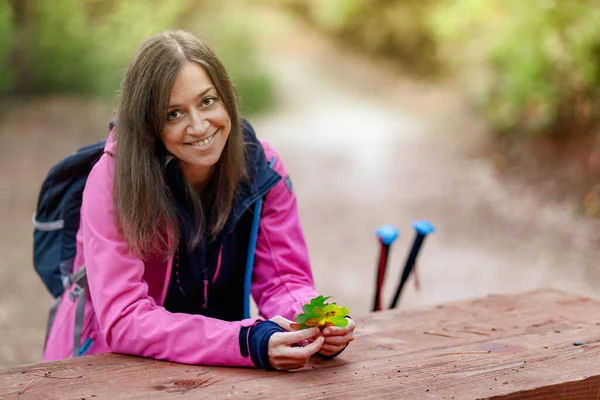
[113, 30, 246, 259]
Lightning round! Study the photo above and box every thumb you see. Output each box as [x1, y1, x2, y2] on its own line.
[269, 315, 296, 332]
[277, 327, 321, 346]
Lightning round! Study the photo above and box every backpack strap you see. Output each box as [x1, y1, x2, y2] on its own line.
[43, 257, 76, 350]
[44, 297, 62, 350]
[71, 265, 88, 288]
[43, 263, 89, 356]
[67, 265, 88, 357]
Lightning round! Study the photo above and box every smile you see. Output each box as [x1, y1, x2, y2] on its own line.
[188, 130, 217, 147]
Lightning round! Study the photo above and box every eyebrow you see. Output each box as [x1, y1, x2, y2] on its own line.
[167, 87, 214, 109]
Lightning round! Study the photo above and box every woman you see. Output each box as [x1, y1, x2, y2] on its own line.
[43, 30, 355, 370]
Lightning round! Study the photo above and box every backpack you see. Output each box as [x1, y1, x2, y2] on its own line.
[33, 122, 112, 356]
[33, 139, 106, 298]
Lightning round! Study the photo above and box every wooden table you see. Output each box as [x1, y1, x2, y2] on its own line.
[2, 289, 600, 399]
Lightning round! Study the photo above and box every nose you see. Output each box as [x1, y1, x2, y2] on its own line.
[186, 109, 209, 135]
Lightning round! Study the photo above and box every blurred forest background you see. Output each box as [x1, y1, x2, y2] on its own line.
[1, 0, 599, 367]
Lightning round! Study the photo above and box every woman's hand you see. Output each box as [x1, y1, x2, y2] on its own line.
[319, 318, 356, 357]
[268, 316, 324, 371]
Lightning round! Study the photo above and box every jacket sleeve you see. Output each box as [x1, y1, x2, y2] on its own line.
[81, 156, 257, 367]
[251, 141, 319, 320]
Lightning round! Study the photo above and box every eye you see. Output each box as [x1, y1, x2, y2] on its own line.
[167, 110, 182, 121]
[202, 97, 216, 107]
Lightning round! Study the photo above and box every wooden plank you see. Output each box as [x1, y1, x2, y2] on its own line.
[1, 289, 599, 399]
[488, 376, 600, 400]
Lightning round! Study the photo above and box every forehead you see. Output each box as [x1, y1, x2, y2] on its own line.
[169, 61, 214, 102]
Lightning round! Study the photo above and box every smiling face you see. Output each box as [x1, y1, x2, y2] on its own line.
[160, 61, 231, 191]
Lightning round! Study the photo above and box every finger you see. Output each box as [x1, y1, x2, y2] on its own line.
[269, 316, 296, 332]
[269, 349, 310, 370]
[322, 319, 356, 336]
[269, 349, 309, 369]
[271, 327, 320, 346]
[319, 344, 344, 357]
[319, 342, 349, 356]
[272, 362, 307, 371]
[302, 335, 325, 356]
[322, 343, 344, 352]
[274, 336, 324, 360]
[295, 338, 315, 347]
[323, 333, 354, 346]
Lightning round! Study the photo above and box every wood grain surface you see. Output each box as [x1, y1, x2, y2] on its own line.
[1, 289, 599, 399]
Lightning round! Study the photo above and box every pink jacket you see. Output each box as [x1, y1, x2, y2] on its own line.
[43, 131, 318, 367]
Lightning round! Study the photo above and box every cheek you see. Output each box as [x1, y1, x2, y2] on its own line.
[222, 116, 232, 139]
[161, 125, 181, 144]
[159, 129, 167, 144]
[160, 128, 182, 154]
[216, 104, 231, 128]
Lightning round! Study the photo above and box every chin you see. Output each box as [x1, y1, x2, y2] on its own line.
[199, 154, 222, 169]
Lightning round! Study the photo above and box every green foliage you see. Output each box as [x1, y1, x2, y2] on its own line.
[0, 2, 14, 93]
[282, 0, 600, 139]
[430, 0, 600, 138]
[306, 0, 364, 34]
[6, 0, 193, 96]
[280, 0, 439, 75]
[1, 0, 273, 115]
[293, 295, 349, 330]
[194, 8, 273, 116]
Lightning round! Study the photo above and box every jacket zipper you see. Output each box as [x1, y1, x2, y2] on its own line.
[202, 244, 224, 309]
[212, 244, 224, 283]
[202, 268, 208, 309]
[199, 155, 277, 312]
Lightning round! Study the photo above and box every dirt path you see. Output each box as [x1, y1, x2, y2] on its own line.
[0, 13, 598, 368]
[251, 12, 600, 315]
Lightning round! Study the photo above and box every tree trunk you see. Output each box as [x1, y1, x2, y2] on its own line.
[9, 0, 35, 95]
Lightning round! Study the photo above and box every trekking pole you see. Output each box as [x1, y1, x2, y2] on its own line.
[372, 225, 399, 312]
[389, 220, 435, 309]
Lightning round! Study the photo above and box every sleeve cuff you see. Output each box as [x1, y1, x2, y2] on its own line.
[248, 320, 284, 369]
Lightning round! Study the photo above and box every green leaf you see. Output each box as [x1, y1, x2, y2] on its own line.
[302, 295, 330, 313]
[337, 307, 349, 318]
[294, 295, 350, 330]
[295, 312, 320, 324]
[328, 316, 349, 328]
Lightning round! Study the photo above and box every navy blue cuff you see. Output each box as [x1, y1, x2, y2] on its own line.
[248, 321, 284, 369]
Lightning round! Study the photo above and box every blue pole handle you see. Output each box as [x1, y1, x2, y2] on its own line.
[390, 220, 435, 309]
[372, 225, 399, 312]
[376, 225, 399, 245]
[412, 220, 435, 236]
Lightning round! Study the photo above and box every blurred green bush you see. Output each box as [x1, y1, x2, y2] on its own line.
[430, 0, 600, 139]
[193, 6, 273, 116]
[276, 0, 600, 142]
[0, 2, 14, 94]
[276, 0, 440, 75]
[1, 0, 272, 116]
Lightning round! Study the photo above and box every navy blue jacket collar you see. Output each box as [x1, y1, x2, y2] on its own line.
[228, 120, 281, 233]
[164, 119, 281, 242]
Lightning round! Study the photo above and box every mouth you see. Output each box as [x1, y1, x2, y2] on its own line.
[186, 129, 218, 147]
